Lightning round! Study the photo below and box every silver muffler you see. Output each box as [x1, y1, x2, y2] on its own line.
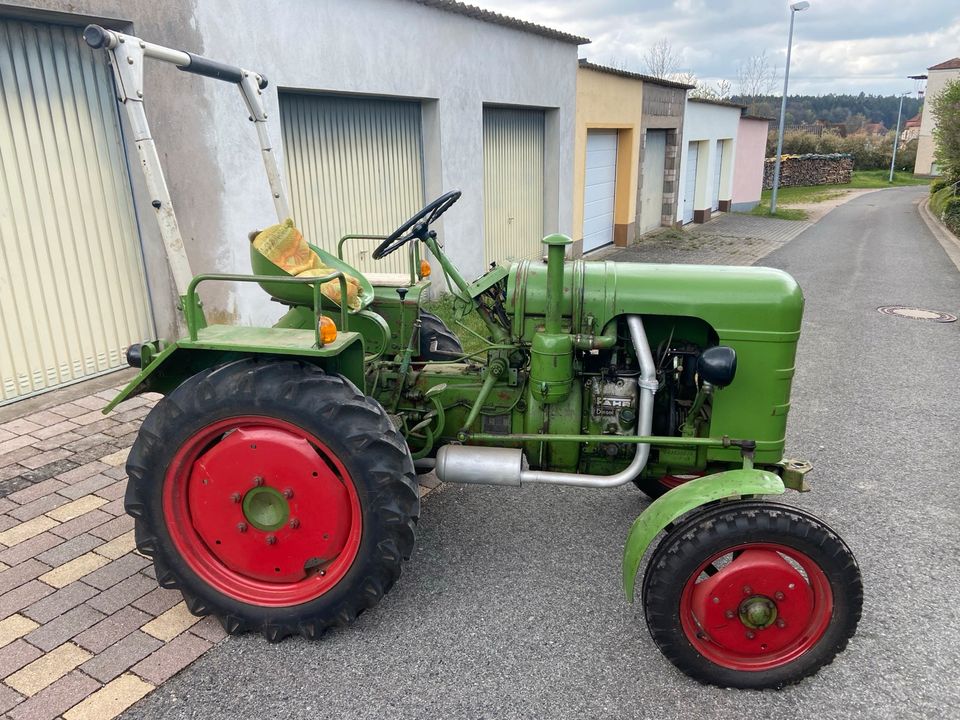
[435, 445, 527, 486]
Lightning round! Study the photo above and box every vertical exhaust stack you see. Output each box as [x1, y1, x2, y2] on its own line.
[530, 234, 574, 405]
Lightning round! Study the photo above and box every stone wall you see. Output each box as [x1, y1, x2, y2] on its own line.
[763, 153, 853, 189]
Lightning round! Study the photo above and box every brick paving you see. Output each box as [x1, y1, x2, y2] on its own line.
[599, 212, 812, 266]
[0, 380, 443, 718]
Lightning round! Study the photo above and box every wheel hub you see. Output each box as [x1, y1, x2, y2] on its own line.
[242, 486, 289, 531]
[186, 426, 353, 583]
[689, 548, 816, 658]
[739, 596, 778, 629]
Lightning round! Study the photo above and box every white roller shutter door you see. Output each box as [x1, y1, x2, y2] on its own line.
[483, 108, 545, 265]
[0, 19, 154, 404]
[640, 130, 666, 234]
[280, 93, 425, 276]
[582, 130, 617, 253]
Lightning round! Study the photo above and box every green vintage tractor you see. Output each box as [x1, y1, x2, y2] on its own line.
[86, 26, 861, 689]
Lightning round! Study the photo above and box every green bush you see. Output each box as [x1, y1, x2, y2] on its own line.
[943, 196, 960, 236]
[894, 139, 918, 173]
[930, 178, 949, 195]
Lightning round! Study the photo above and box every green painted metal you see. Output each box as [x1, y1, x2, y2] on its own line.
[249, 241, 374, 312]
[542, 234, 572, 334]
[104, 326, 365, 412]
[621, 470, 786, 602]
[242, 486, 290, 532]
[505, 259, 803, 465]
[337, 234, 421, 286]
[529, 333, 573, 404]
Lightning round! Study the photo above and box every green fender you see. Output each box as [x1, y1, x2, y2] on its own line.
[622, 469, 785, 602]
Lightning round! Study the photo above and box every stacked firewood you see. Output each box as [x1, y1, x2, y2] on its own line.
[763, 153, 854, 189]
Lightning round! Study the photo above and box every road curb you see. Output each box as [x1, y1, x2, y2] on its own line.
[917, 196, 960, 272]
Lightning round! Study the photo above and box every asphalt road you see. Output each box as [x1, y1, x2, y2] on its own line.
[125, 186, 960, 720]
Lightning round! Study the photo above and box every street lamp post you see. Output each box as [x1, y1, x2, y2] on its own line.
[770, 1, 810, 215]
[888, 91, 909, 183]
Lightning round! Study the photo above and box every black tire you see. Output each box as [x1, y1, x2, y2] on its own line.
[125, 358, 419, 642]
[642, 501, 862, 689]
[418, 310, 463, 360]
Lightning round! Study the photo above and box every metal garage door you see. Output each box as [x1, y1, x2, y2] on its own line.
[712, 139, 724, 211]
[582, 130, 617, 253]
[0, 19, 154, 404]
[682, 141, 699, 224]
[639, 130, 666, 235]
[483, 107, 544, 264]
[280, 93, 424, 276]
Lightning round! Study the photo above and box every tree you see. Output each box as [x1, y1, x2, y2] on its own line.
[644, 38, 680, 79]
[932, 79, 960, 179]
[737, 50, 778, 101]
[690, 78, 733, 101]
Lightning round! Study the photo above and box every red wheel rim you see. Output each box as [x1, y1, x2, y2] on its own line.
[679, 543, 833, 671]
[163, 416, 362, 607]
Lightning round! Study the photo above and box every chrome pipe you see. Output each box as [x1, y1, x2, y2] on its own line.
[520, 315, 657, 488]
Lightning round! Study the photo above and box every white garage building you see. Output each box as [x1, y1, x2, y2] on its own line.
[0, 0, 585, 403]
[677, 98, 744, 224]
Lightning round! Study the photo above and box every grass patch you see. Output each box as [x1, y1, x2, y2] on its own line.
[747, 205, 809, 221]
[930, 185, 955, 216]
[846, 170, 932, 188]
[422, 293, 490, 357]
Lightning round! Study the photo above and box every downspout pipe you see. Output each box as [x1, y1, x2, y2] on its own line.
[520, 315, 657, 488]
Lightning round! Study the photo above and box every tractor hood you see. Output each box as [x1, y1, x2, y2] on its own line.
[506, 260, 804, 342]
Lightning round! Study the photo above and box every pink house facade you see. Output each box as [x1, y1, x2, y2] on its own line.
[731, 116, 770, 212]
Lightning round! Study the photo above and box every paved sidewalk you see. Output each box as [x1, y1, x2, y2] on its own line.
[599, 212, 812, 266]
[0, 380, 441, 720]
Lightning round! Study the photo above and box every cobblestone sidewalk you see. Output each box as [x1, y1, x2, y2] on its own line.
[599, 212, 812, 266]
[0, 380, 440, 720]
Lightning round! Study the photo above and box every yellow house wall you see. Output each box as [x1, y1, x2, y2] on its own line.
[573, 68, 644, 255]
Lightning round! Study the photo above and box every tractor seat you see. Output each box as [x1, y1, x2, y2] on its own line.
[362, 272, 415, 288]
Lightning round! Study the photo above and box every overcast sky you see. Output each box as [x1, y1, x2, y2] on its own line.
[476, 0, 959, 97]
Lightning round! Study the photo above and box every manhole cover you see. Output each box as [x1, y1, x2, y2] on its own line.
[877, 306, 957, 323]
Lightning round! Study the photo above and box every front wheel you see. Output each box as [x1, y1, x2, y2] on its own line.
[642, 501, 862, 689]
[125, 359, 419, 641]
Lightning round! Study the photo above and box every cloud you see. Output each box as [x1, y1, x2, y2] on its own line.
[476, 0, 960, 95]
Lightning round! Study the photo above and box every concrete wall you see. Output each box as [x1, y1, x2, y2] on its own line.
[572, 67, 643, 256]
[676, 99, 741, 223]
[915, 66, 960, 176]
[639, 82, 686, 231]
[731, 117, 768, 212]
[2, 0, 578, 336]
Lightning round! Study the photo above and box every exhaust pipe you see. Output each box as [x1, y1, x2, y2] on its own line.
[435, 315, 658, 490]
[435, 445, 526, 486]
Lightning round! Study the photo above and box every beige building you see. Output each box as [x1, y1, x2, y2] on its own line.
[915, 58, 960, 176]
[572, 61, 689, 256]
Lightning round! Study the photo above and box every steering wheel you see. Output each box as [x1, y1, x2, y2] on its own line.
[372, 190, 461, 259]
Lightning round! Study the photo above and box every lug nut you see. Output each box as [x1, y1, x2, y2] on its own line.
[252, 476, 264, 487]
[236, 522, 247, 533]
[230, 493, 241, 504]
[283, 488, 294, 499]
[745, 631, 756, 640]
[712, 596, 720, 604]
[266, 535, 277, 545]
[776, 619, 787, 629]
[743, 586, 752, 595]
[725, 610, 735, 619]
[775, 591, 785, 600]
[288, 518, 300, 529]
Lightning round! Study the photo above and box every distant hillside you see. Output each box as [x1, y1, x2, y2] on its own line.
[733, 93, 922, 132]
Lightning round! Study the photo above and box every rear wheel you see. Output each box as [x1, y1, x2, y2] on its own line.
[642, 501, 862, 688]
[125, 358, 419, 641]
[418, 310, 463, 360]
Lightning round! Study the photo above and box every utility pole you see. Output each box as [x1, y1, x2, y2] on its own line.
[770, 1, 810, 215]
[888, 92, 908, 183]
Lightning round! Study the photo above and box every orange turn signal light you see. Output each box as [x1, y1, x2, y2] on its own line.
[319, 316, 338, 344]
[419, 259, 431, 278]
